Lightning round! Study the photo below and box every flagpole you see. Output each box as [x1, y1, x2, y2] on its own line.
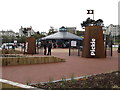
[87, 10, 94, 20]
[93, 10, 94, 20]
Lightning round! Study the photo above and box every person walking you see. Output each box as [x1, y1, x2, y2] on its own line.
[43, 41, 47, 55]
[47, 41, 52, 55]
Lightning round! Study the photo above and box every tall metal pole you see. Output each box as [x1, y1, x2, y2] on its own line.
[110, 32, 113, 56]
[111, 40, 112, 56]
[114, 33, 115, 44]
[104, 30, 107, 57]
[69, 40, 71, 56]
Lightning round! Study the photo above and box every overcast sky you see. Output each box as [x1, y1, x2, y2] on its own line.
[0, 0, 119, 33]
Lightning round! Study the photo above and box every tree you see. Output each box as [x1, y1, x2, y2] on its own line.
[76, 31, 85, 36]
[36, 31, 40, 35]
[32, 34, 43, 40]
[47, 26, 58, 35]
[1, 35, 16, 43]
[17, 36, 26, 43]
[2, 36, 10, 43]
[32, 31, 46, 40]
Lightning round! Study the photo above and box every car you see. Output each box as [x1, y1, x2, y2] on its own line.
[0, 43, 15, 50]
[112, 45, 118, 48]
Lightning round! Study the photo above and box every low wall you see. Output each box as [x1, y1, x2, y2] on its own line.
[1, 56, 65, 66]
[0, 79, 40, 89]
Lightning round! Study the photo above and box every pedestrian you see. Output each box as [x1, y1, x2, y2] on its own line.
[47, 41, 52, 55]
[53, 42, 56, 48]
[43, 41, 47, 55]
[3, 45, 5, 50]
[118, 44, 120, 53]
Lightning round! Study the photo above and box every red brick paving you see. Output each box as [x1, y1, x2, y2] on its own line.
[2, 49, 118, 84]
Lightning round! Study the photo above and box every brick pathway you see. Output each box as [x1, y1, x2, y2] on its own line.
[2, 49, 118, 84]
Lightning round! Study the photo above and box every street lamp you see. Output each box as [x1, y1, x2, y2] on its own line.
[109, 32, 113, 56]
[103, 27, 107, 56]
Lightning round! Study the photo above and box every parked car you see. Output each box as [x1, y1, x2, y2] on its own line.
[112, 45, 118, 48]
[0, 43, 15, 50]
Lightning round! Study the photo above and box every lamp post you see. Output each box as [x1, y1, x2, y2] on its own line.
[0, 37, 2, 54]
[103, 27, 107, 56]
[110, 32, 113, 56]
[112, 25, 116, 45]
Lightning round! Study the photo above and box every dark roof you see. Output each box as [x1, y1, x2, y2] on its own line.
[40, 31, 80, 40]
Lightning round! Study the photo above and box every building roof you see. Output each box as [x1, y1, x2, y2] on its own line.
[40, 31, 80, 40]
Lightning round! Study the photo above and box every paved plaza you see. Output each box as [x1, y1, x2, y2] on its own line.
[2, 49, 119, 84]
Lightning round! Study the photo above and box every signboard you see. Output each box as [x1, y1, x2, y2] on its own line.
[26, 37, 36, 54]
[82, 26, 105, 58]
[14, 40, 17, 43]
[90, 38, 95, 56]
[71, 41, 77, 47]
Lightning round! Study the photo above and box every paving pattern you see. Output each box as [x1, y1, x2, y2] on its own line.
[2, 49, 118, 84]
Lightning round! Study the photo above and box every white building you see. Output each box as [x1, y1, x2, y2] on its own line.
[59, 26, 77, 34]
[66, 27, 77, 34]
[41, 32, 47, 36]
[19, 26, 35, 37]
[106, 24, 120, 36]
[0, 30, 16, 37]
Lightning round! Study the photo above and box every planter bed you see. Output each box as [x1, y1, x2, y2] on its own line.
[1, 49, 23, 54]
[0, 54, 23, 57]
[1, 56, 65, 66]
[0, 79, 38, 89]
[30, 71, 120, 89]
